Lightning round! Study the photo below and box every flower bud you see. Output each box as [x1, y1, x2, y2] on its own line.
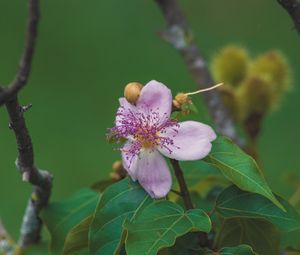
[110, 160, 127, 181]
[124, 82, 143, 104]
[211, 45, 250, 87]
[112, 160, 123, 172]
[174, 93, 189, 106]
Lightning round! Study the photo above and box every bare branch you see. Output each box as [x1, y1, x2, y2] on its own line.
[1, 0, 53, 248]
[278, 0, 300, 35]
[6, 96, 53, 248]
[0, 0, 39, 105]
[154, 0, 242, 144]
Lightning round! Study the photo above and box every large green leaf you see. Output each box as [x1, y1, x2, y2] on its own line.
[125, 200, 211, 255]
[204, 136, 284, 210]
[216, 185, 300, 232]
[215, 218, 280, 255]
[63, 216, 92, 255]
[218, 244, 257, 255]
[281, 227, 300, 251]
[89, 177, 152, 255]
[179, 160, 224, 188]
[41, 188, 98, 254]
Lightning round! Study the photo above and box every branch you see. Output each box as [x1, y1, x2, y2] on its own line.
[170, 159, 193, 209]
[0, 0, 39, 105]
[278, 0, 300, 35]
[170, 159, 210, 247]
[154, 0, 242, 144]
[1, 0, 53, 249]
[6, 98, 53, 248]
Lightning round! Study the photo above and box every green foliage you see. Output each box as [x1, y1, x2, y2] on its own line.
[63, 216, 92, 255]
[179, 160, 226, 192]
[281, 226, 300, 251]
[89, 177, 152, 255]
[218, 244, 257, 255]
[23, 242, 50, 255]
[41, 189, 98, 254]
[216, 185, 300, 232]
[215, 218, 280, 255]
[125, 201, 211, 255]
[204, 136, 284, 210]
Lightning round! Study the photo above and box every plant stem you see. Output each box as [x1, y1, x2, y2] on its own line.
[170, 159, 210, 247]
[170, 159, 193, 209]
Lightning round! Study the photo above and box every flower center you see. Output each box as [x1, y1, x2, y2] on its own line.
[108, 106, 180, 165]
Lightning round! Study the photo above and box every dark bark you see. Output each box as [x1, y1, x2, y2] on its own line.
[1, 0, 53, 248]
[154, 0, 242, 145]
[0, 0, 39, 105]
[278, 0, 300, 35]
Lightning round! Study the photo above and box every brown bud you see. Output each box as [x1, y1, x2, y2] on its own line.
[112, 160, 123, 172]
[124, 82, 143, 104]
[110, 160, 127, 180]
[174, 93, 189, 106]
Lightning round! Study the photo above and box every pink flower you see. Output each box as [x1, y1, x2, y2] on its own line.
[109, 80, 216, 198]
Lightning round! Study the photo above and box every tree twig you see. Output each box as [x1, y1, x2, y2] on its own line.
[1, 0, 53, 249]
[154, 0, 242, 145]
[0, 0, 39, 105]
[5, 97, 53, 248]
[170, 159, 193, 209]
[170, 159, 210, 246]
[277, 0, 300, 35]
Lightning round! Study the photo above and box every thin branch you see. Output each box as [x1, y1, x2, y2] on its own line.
[170, 159, 210, 246]
[0, 0, 39, 105]
[6, 97, 53, 248]
[278, 0, 300, 35]
[1, 0, 53, 249]
[154, 0, 242, 144]
[170, 159, 193, 209]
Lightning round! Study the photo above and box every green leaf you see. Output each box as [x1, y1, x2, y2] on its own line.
[160, 232, 201, 255]
[179, 160, 226, 190]
[282, 227, 300, 251]
[23, 242, 50, 255]
[89, 177, 152, 255]
[216, 185, 300, 232]
[125, 200, 211, 255]
[204, 136, 284, 210]
[90, 179, 116, 193]
[63, 216, 92, 255]
[41, 188, 98, 254]
[218, 244, 257, 255]
[215, 218, 280, 255]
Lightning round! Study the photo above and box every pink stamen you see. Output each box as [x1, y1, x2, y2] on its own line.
[108, 106, 180, 167]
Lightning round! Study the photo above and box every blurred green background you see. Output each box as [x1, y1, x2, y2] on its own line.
[0, 0, 299, 239]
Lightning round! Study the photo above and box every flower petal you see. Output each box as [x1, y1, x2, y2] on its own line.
[115, 97, 137, 126]
[135, 149, 172, 198]
[158, 121, 216, 161]
[121, 141, 139, 181]
[137, 80, 172, 122]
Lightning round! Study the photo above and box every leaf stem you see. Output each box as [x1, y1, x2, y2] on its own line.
[170, 159, 193, 209]
[170, 159, 210, 247]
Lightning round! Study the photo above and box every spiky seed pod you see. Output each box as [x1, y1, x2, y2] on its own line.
[251, 50, 290, 97]
[211, 45, 250, 87]
[236, 75, 274, 121]
[124, 82, 143, 104]
[217, 85, 239, 121]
